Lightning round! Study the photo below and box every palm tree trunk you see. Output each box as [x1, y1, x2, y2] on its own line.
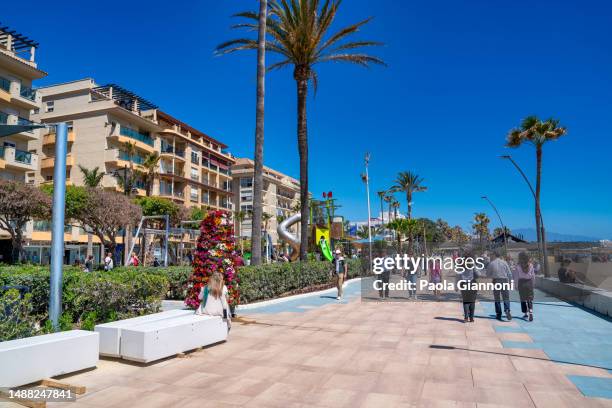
[535, 146, 549, 276]
[407, 191, 412, 220]
[250, 0, 267, 266]
[296, 77, 309, 261]
[380, 197, 384, 225]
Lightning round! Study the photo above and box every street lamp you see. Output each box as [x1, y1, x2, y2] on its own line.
[2, 121, 68, 330]
[481, 195, 508, 254]
[363, 153, 373, 272]
[500, 155, 549, 276]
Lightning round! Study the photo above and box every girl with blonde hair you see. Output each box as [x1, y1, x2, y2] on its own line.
[197, 272, 231, 329]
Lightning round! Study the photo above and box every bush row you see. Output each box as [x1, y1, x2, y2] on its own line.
[0, 265, 168, 337]
[117, 258, 366, 304]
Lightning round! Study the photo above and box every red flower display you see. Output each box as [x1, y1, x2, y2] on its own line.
[184, 210, 242, 309]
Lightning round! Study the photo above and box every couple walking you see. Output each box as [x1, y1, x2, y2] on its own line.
[486, 250, 535, 322]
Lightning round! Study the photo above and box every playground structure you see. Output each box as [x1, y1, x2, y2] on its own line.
[277, 192, 346, 261]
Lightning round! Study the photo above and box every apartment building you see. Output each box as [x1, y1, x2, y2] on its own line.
[24, 78, 234, 264]
[0, 24, 46, 258]
[232, 158, 300, 246]
[0, 24, 45, 183]
[33, 78, 234, 211]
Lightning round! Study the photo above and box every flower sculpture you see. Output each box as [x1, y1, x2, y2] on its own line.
[185, 210, 243, 309]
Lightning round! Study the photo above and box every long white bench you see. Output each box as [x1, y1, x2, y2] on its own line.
[120, 314, 227, 363]
[94, 309, 193, 357]
[0, 330, 99, 388]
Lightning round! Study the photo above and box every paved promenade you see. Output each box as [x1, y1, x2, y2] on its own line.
[3, 287, 612, 408]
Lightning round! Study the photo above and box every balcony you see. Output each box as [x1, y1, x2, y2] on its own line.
[160, 143, 186, 161]
[0, 76, 10, 102]
[41, 154, 74, 169]
[11, 84, 40, 109]
[0, 146, 38, 171]
[43, 130, 76, 145]
[108, 126, 155, 153]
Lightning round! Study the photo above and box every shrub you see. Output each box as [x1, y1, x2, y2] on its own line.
[0, 266, 169, 331]
[0, 289, 36, 341]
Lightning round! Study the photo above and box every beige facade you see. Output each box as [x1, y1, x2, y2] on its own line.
[0, 25, 45, 183]
[232, 158, 300, 246]
[32, 79, 234, 212]
[0, 25, 46, 246]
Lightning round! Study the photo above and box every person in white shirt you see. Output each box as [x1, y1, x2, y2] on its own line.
[196, 272, 231, 330]
[486, 249, 513, 321]
[104, 252, 114, 271]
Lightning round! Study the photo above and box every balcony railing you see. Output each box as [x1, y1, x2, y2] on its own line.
[119, 151, 145, 165]
[119, 126, 154, 146]
[0, 77, 10, 92]
[14, 149, 33, 164]
[19, 85, 36, 102]
[0, 111, 7, 124]
[0, 146, 5, 159]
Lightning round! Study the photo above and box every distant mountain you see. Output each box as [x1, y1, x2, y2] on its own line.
[512, 228, 601, 242]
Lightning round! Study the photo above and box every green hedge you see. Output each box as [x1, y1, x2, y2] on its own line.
[0, 259, 365, 340]
[110, 258, 366, 304]
[0, 265, 168, 336]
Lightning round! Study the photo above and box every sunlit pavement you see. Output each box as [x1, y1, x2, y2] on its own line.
[6, 285, 612, 408]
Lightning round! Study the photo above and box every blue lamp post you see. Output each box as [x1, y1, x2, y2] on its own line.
[0, 121, 68, 329]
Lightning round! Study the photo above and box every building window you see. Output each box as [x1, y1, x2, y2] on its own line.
[190, 168, 199, 181]
[241, 195, 252, 202]
[241, 204, 252, 213]
[45, 101, 54, 113]
[240, 177, 253, 188]
[191, 151, 199, 165]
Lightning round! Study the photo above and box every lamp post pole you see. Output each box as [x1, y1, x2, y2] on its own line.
[482, 195, 508, 254]
[500, 155, 549, 276]
[364, 153, 373, 273]
[49, 122, 68, 330]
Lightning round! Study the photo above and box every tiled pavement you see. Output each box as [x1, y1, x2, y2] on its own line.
[3, 295, 612, 407]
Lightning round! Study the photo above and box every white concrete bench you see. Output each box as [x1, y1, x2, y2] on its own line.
[120, 314, 227, 363]
[0, 330, 99, 388]
[94, 309, 193, 357]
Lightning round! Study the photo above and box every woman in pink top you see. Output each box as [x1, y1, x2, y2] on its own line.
[514, 252, 535, 321]
[428, 258, 442, 299]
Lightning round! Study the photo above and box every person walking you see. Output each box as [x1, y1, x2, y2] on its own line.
[514, 251, 535, 321]
[104, 252, 114, 271]
[457, 249, 481, 323]
[429, 257, 442, 299]
[196, 272, 231, 331]
[83, 255, 94, 272]
[332, 249, 348, 300]
[486, 249, 513, 321]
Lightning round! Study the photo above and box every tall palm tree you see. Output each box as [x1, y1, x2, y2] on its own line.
[118, 141, 137, 196]
[390, 171, 427, 220]
[218, 0, 385, 260]
[142, 152, 160, 196]
[383, 194, 394, 223]
[78, 165, 104, 187]
[506, 116, 567, 274]
[391, 200, 400, 220]
[234, 210, 247, 253]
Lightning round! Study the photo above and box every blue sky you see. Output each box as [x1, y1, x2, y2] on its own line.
[5, 0, 611, 238]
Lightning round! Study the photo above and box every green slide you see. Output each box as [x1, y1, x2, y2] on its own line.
[320, 239, 333, 261]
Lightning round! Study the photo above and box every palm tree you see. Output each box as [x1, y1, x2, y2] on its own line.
[390, 171, 427, 220]
[391, 200, 400, 220]
[218, 0, 385, 260]
[473, 212, 491, 248]
[142, 152, 160, 196]
[117, 141, 137, 196]
[78, 165, 104, 187]
[506, 116, 567, 275]
[376, 191, 386, 224]
[383, 194, 394, 223]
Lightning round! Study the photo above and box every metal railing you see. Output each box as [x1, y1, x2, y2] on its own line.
[119, 151, 145, 165]
[17, 117, 34, 133]
[0, 77, 10, 92]
[19, 85, 36, 101]
[119, 126, 154, 146]
[14, 149, 32, 164]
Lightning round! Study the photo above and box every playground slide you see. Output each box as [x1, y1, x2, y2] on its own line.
[320, 239, 333, 261]
[277, 213, 301, 261]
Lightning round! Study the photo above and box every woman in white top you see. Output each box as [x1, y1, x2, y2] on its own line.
[197, 272, 231, 329]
